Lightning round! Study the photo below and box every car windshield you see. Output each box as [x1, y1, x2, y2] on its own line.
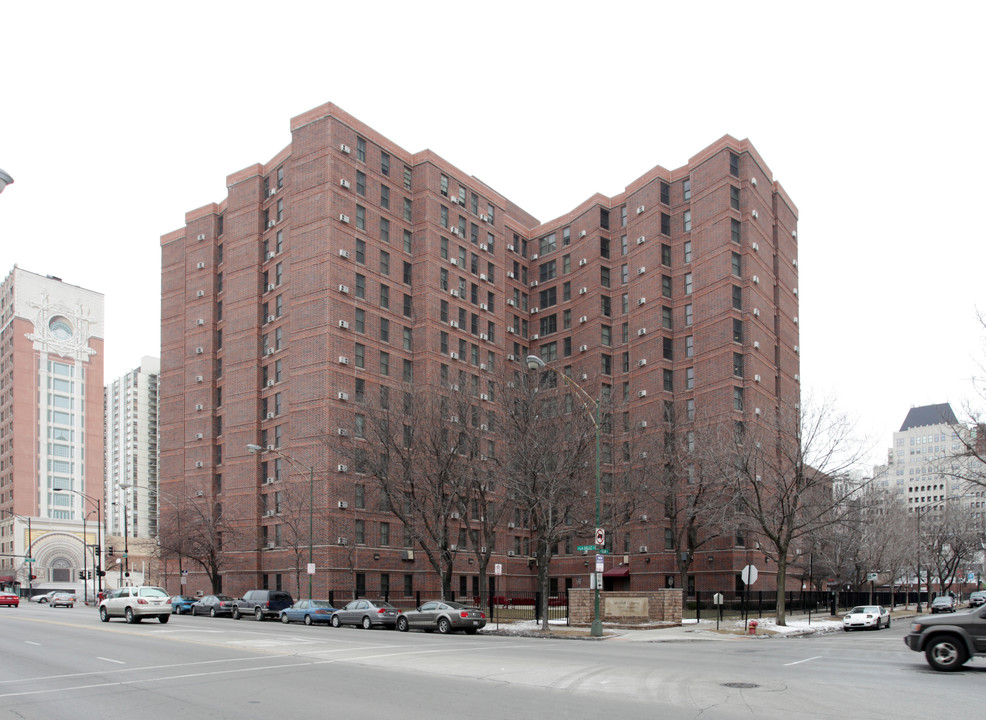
[933, 597, 951, 604]
[849, 607, 879, 614]
[138, 587, 169, 598]
[373, 601, 396, 609]
[311, 600, 334, 608]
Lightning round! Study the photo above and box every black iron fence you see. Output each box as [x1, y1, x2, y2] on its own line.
[686, 588, 926, 621]
[325, 588, 570, 624]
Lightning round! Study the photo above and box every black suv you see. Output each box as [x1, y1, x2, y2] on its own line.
[905, 604, 986, 671]
[231, 590, 294, 621]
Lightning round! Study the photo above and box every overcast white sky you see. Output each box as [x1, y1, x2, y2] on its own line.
[2, 1, 984, 467]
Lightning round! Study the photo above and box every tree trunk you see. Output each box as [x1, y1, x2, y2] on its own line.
[775, 556, 788, 625]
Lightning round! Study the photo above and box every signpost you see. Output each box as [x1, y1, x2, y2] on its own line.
[713, 592, 724, 630]
[741, 565, 758, 633]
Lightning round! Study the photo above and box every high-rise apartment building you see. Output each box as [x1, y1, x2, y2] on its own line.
[160, 102, 799, 599]
[104, 356, 160, 582]
[0, 267, 104, 591]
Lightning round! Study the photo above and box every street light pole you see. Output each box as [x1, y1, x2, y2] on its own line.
[118, 483, 132, 580]
[527, 355, 603, 637]
[247, 444, 314, 600]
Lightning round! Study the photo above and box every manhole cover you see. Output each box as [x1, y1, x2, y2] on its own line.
[721, 682, 759, 689]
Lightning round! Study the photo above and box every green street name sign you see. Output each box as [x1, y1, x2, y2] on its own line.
[576, 546, 609, 553]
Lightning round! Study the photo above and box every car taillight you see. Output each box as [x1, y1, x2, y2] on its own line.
[137, 598, 148, 605]
[377, 607, 387, 613]
[460, 611, 469, 618]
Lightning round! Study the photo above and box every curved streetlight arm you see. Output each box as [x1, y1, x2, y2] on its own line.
[525, 355, 599, 428]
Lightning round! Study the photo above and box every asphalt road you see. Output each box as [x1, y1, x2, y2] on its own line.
[1, 602, 982, 719]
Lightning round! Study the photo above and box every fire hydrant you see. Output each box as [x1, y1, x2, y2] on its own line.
[748, 620, 758, 635]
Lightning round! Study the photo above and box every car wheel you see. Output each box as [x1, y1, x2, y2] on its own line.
[99, 606, 110, 623]
[331, 614, 341, 628]
[232, 607, 241, 620]
[304, 615, 313, 626]
[159, 614, 170, 624]
[362, 616, 373, 629]
[39, 598, 47, 604]
[125, 607, 139, 624]
[925, 635, 967, 671]
[281, 613, 291, 624]
[886, 617, 891, 629]
[210, 608, 218, 618]
[438, 617, 452, 634]
[255, 607, 264, 622]
[397, 616, 409, 632]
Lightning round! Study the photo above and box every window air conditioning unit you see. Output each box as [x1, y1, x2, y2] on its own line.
[197, 234, 206, 241]
[195, 404, 204, 411]
[339, 214, 350, 223]
[450, 289, 459, 297]
[755, 408, 762, 416]
[638, 328, 647, 336]
[753, 308, 760, 317]
[638, 297, 646, 305]
[450, 352, 459, 360]
[792, 230, 798, 238]
[449, 544, 458, 550]
[507, 271, 515, 279]
[532, 253, 538, 260]
[793, 286, 799, 295]
[268, 187, 277, 197]
[507, 327, 515, 334]
[339, 248, 350, 259]
[579, 287, 587, 295]
[579, 344, 588, 352]
[196, 262, 205, 269]
[337, 464, 348, 473]
[639, 546, 648, 553]
[751, 242, 759, 252]
[794, 345, 800, 353]
[751, 177, 758, 186]
[506, 299, 515, 306]
[507, 353, 516, 360]
[579, 315, 587, 324]
[339, 284, 350, 294]
[508, 522, 516, 529]
[195, 375, 204, 382]
[639, 420, 648, 428]
[752, 275, 760, 284]
[753, 341, 760, 349]
[479, 303, 489, 311]
[531, 333, 539, 340]
[265, 348, 275, 355]
[507, 550, 516, 556]
[195, 433, 203, 440]
[338, 320, 349, 329]
[337, 501, 349, 509]
[449, 258, 458, 266]
[267, 220, 277, 229]
[450, 196, 459, 204]
[337, 392, 349, 401]
[480, 363, 488, 370]
[266, 542, 276, 549]
[338, 356, 349, 365]
[638, 359, 647, 367]
[267, 380, 275, 387]
[266, 284, 276, 291]
[337, 537, 349, 545]
[337, 428, 348, 436]
[752, 209, 759, 219]
[450, 384, 460, 391]
[637, 236, 646, 245]
[636, 205, 645, 214]
[793, 316, 799, 324]
[339, 143, 351, 153]
[637, 266, 646, 275]
[530, 280, 538, 287]
[480, 393, 489, 401]
[579, 258, 587, 266]
[265, 477, 275, 485]
[267, 444, 275, 450]
[530, 307, 539, 314]
[480, 423, 488, 431]
[479, 245, 488, 252]
[339, 178, 351, 189]
[638, 390, 647, 397]
[266, 412, 275, 419]
[450, 227, 459, 235]
[506, 244, 515, 252]
[264, 510, 276, 518]
[754, 374, 761, 383]
[480, 333, 489, 341]
[450, 512, 460, 519]
[195, 461, 203, 468]
[266, 251, 276, 260]
[267, 315, 276, 323]
[579, 230, 587, 238]
[794, 374, 800, 381]
[480, 214, 489, 222]
[449, 320, 459, 328]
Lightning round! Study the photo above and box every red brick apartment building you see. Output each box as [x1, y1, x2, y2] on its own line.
[160, 102, 799, 602]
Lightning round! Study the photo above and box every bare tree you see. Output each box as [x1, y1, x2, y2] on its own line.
[266, 476, 313, 600]
[923, 501, 981, 595]
[157, 495, 239, 593]
[714, 395, 871, 625]
[496, 364, 596, 630]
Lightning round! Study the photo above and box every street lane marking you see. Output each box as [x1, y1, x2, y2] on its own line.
[25, 641, 41, 646]
[97, 657, 126, 664]
[784, 656, 822, 666]
[0, 655, 276, 686]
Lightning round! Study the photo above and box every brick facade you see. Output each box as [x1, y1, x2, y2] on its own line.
[159, 102, 799, 601]
[569, 589, 683, 625]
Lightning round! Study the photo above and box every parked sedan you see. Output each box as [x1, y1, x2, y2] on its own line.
[49, 592, 76, 608]
[279, 599, 337, 626]
[0, 591, 19, 607]
[32, 591, 60, 604]
[191, 594, 236, 617]
[330, 599, 401, 629]
[968, 590, 986, 608]
[931, 595, 956, 613]
[843, 605, 890, 631]
[169, 595, 198, 614]
[397, 600, 486, 634]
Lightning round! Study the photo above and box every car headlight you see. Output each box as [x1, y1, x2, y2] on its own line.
[911, 622, 922, 632]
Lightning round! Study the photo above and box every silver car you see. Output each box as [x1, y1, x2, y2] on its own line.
[396, 600, 486, 634]
[98, 586, 171, 624]
[330, 599, 400, 629]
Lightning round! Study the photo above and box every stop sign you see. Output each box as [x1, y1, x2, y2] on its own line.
[741, 564, 759, 585]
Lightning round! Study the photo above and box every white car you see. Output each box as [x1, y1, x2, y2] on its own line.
[843, 605, 890, 631]
[98, 586, 171, 624]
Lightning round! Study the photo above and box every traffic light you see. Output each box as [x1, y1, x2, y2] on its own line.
[87, 570, 93, 580]
[93, 545, 100, 555]
[79, 571, 85, 580]
[106, 546, 114, 556]
[30, 575, 37, 580]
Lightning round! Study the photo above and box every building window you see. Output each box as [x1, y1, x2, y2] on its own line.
[355, 273, 366, 299]
[380, 317, 390, 343]
[662, 306, 672, 329]
[683, 178, 691, 202]
[663, 337, 673, 360]
[661, 244, 671, 267]
[440, 206, 448, 228]
[731, 218, 741, 244]
[355, 343, 365, 369]
[539, 233, 557, 255]
[683, 210, 692, 233]
[685, 335, 693, 358]
[403, 198, 412, 222]
[380, 351, 390, 376]
[601, 325, 612, 347]
[730, 185, 740, 210]
[731, 252, 742, 277]
[732, 319, 743, 343]
[380, 251, 390, 276]
[732, 284, 742, 310]
[684, 273, 693, 295]
[355, 308, 365, 333]
[660, 181, 670, 205]
[733, 387, 744, 411]
[684, 240, 692, 264]
[662, 275, 672, 298]
[661, 213, 670, 236]
[380, 217, 390, 243]
[601, 354, 612, 375]
[356, 171, 366, 197]
[600, 267, 610, 288]
[729, 151, 739, 177]
[600, 208, 610, 230]
[663, 369, 673, 391]
[684, 304, 693, 327]
[686, 367, 694, 390]
[380, 152, 390, 176]
[403, 166, 412, 190]
[380, 284, 389, 309]
[733, 352, 744, 377]
[356, 204, 366, 231]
